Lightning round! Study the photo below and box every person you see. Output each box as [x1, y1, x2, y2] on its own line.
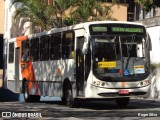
[22, 54, 27, 61]
[22, 54, 30, 62]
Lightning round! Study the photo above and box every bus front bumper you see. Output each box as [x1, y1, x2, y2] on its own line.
[85, 83, 150, 98]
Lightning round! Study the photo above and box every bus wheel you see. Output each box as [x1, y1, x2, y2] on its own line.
[32, 95, 40, 102]
[115, 97, 129, 108]
[24, 81, 40, 102]
[64, 83, 76, 108]
[24, 81, 31, 102]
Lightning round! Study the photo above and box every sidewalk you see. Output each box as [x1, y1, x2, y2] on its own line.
[0, 69, 20, 101]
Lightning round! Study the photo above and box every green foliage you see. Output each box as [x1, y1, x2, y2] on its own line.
[135, 0, 160, 11]
[150, 63, 160, 73]
[69, 0, 111, 23]
[12, 0, 55, 31]
[12, 0, 112, 31]
[151, 63, 160, 69]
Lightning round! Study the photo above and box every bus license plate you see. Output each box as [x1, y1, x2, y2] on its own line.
[118, 90, 129, 94]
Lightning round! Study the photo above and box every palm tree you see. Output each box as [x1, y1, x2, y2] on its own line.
[11, 0, 113, 31]
[11, 0, 56, 31]
[52, 0, 79, 27]
[69, 0, 111, 24]
[11, 0, 79, 30]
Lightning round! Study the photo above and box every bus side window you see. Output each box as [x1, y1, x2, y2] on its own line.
[8, 42, 14, 63]
[62, 31, 74, 59]
[22, 40, 29, 62]
[30, 38, 39, 61]
[40, 35, 49, 61]
[50, 33, 61, 60]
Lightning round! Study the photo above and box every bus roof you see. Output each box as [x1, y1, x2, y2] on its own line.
[28, 21, 145, 40]
[59, 21, 145, 30]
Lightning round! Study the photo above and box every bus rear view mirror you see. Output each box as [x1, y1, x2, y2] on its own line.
[82, 42, 88, 54]
[137, 44, 143, 57]
[82, 37, 88, 54]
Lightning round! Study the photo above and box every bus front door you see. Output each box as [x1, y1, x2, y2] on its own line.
[76, 37, 85, 96]
[15, 48, 20, 92]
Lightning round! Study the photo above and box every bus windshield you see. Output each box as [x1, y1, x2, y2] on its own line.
[92, 35, 150, 81]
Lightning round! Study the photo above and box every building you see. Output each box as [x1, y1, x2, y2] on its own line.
[0, 0, 5, 87]
[0, 0, 5, 35]
[134, 3, 160, 64]
[0, 0, 4, 66]
[132, 2, 160, 99]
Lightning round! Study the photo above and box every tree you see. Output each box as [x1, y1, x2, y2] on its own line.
[11, 0, 56, 31]
[53, 0, 79, 27]
[11, 0, 114, 31]
[64, 0, 111, 25]
[11, 0, 79, 30]
[135, 0, 160, 11]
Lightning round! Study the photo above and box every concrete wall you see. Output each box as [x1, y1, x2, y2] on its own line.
[148, 68, 160, 99]
[104, 3, 128, 21]
[147, 26, 160, 98]
[147, 26, 160, 64]
[4, 0, 32, 40]
[136, 16, 160, 99]
[134, 5, 160, 21]
[0, 0, 4, 88]
[0, 0, 4, 34]
[136, 16, 160, 64]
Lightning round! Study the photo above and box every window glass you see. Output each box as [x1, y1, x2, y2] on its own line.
[22, 40, 29, 61]
[50, 33, 61, 60]
[62, 31, 74, 59]
[122, 44, 137, 57]
[9, 43, 14, 63]
[40, 36, 50, 61]
[30, 38, 39, 61]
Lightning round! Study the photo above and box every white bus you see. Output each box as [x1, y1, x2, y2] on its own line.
[6, 21, 151, 107]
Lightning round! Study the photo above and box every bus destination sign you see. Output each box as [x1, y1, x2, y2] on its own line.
[112, 27, 144, 33]
[92, 26, 107, 32]
[90, 24, 146, 35]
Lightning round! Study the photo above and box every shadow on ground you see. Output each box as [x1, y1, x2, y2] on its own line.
[0, 87, 61, 102]
[0, 88, 19, 102]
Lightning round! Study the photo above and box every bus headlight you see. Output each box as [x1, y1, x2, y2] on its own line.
[101, 82, 105, 86]
[93, 81, 106, 87]
[93, 81, 100, 86]
[138, 80, 150, 87]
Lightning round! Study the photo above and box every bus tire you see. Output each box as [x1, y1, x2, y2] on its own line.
[24, 81, 40, 102]
[64, 83, 76, 108]
[32, 95, 40, 102]
[115, 97, 129, 108]
[24, 80, 31, 102]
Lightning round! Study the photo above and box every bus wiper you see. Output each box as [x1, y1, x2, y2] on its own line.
[124, 34, 135, 71]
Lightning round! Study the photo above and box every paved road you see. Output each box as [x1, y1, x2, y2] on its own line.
[0, 98, 160, 120]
